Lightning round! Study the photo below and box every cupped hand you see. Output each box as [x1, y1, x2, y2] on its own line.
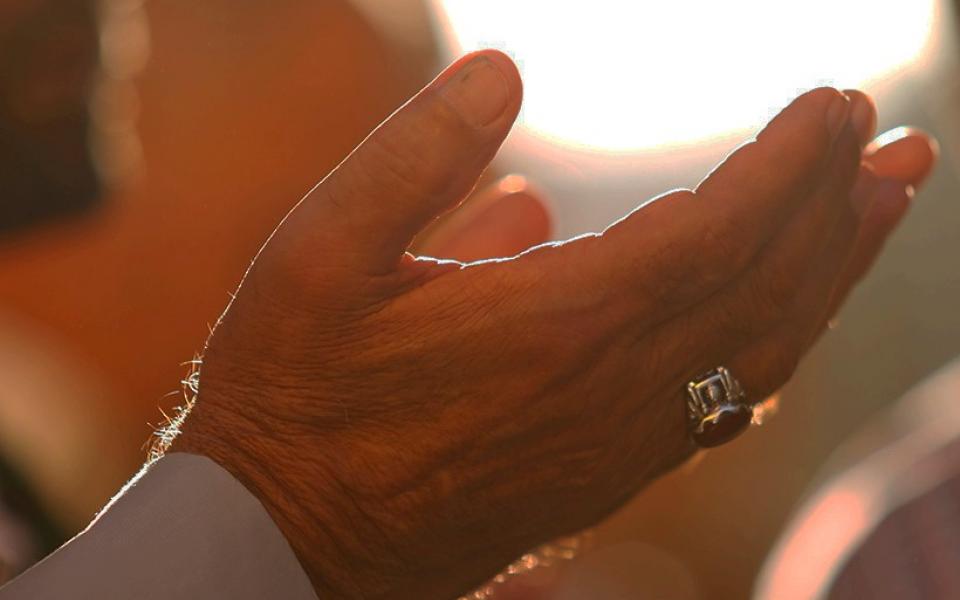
[175, 50, 934, 599]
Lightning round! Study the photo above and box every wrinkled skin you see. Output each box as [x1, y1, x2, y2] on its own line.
[176, 51, 937, 599]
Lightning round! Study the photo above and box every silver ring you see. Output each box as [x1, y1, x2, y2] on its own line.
[686, 366, 754, 448]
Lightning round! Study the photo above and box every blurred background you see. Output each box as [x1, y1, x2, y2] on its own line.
[0, 0, 957, 597]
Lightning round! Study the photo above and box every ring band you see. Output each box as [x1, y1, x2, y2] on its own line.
[686, 366, 754, 448]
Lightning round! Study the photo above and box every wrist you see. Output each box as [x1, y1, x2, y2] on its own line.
[172, 388, 366, 598]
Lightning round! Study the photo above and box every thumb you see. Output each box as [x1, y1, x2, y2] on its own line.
[277, 50, 523, 277]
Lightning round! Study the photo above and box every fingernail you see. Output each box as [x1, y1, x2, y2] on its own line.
[849, 95, 876, 147]
[439, 55, 510, 129]
[826, 93, 851, 141]
[850, 166, 879, 217]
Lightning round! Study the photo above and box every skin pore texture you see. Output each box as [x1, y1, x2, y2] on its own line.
[174, 50, 937, 600]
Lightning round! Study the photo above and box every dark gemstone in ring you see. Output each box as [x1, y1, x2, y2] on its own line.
[686, 366, 754, 448]
[690, 403, 753, 448]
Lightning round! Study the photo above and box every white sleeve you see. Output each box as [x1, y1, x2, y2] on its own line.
[0, 453, 318, 599]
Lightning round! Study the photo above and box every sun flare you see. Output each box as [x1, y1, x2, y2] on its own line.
[433, 0, 938, 153]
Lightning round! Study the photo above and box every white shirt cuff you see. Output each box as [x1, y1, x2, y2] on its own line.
[0, 453, 318, 599]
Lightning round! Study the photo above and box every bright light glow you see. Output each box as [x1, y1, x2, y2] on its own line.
[434, 0, 938, 153]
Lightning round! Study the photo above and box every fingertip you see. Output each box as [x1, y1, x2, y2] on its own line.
[868, 126, 939, 157]
[799, 86, 851, 119]
[475, 49, 523, 97]
[751, 86, 849, 172]
[701, 88, 846, 200]
[497, 173, 534, 195]
[478, 174, 554, 241]
[865, 128, 939, 188]
[500, 187, 554, 243]
[759, 87, 847, 142]
[799, 86, 849, 107]
[416, 175, 552, 262]
[842, 89, 878, 147]
[497, 175, 552, 221]
[446, 49, 523, 108]
[472, 177, 553, 255]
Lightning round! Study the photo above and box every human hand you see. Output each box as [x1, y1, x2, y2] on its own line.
[828, 106, 937, 317]
[486, 98, 940, 600]
[175, 50, 932, 599]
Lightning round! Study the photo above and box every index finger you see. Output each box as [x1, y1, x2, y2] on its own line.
[519, 87, 852, 328]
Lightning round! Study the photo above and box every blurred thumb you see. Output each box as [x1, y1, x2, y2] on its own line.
[416, 177, 552, 262]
